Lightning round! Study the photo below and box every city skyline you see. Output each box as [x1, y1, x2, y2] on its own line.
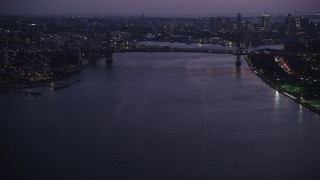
[1, 0, 320, 16]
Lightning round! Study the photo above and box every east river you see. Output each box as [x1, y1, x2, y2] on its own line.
[1, 52, 320, 179]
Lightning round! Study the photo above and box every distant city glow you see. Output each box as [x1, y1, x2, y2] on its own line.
[1, 0, 319, 15]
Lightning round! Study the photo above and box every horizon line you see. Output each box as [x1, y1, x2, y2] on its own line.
[0, 11, 319, 18]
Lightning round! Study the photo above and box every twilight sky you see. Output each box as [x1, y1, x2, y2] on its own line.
[1, 0, 319, 15]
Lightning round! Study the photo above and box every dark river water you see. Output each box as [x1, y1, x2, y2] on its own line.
[1, 53, 320, 180]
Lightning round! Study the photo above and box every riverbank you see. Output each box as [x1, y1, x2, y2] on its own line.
[245, 55, 320, 115]
[0, 61, 95, 93]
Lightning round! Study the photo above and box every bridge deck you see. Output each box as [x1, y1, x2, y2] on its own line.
[89, 46, 298, 56]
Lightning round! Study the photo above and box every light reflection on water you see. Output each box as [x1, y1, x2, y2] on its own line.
[275, 90, 280, 109]
[298, 104, 304, 123]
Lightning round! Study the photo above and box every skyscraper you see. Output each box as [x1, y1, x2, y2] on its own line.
[260, 13, 270, 33]
[141, 13, 145, 27]
[237, 13, 242, 31]
[224, 17, 231, 33]
[284, 14, 296, 36]
[209, 17, 223, 34]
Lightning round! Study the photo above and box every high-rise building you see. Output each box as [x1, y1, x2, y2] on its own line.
[209, 17, 224, 33]
[296, 17, 301, 31]
[245, 20, 255, 32]
[284, 14, 296, 36]
[224, 17, 231, 33]
[259, 13, 270, 33]
[169, 18, 176, 35]
[209, 18, 215, 33]
[1, 49, 13, 67]
[141, 13, 145, 27]
[237, 13, 242, 31]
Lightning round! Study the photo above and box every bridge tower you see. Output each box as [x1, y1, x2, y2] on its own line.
[235, 12, 243, 67]
[235, 28, 242, 67]
[105, 32, 113, 64]
[235, 39, 242, 67]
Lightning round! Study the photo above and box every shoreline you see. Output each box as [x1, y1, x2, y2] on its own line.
[0, 61, 95, 93]
[245, 56, 320, 116]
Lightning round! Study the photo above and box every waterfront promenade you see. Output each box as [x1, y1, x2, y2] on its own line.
[246, 55, 320, 115]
